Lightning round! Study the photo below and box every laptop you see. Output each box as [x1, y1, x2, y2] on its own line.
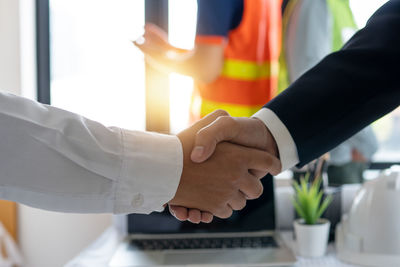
[109, 175, 297, 266]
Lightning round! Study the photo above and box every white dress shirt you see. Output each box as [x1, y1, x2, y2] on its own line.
[253, 108, 300, 172]
[0, 92, 182, 214]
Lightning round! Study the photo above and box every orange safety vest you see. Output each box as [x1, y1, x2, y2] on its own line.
[192, 0, 282, 120]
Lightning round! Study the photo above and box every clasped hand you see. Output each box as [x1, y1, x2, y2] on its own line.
[168, 110, 282, 223]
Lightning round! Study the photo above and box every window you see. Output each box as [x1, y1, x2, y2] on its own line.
[350, 0, 389, 28]
[46, 0, 197, 133]
[49, 0, 145, 130]
[168, 0, 197, 133]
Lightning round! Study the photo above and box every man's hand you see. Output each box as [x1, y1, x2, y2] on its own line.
[191, 116, 280, 168]
[168, 110, 280, 223]
[170, 113, 282, 223]
[134, 23, 187, 59]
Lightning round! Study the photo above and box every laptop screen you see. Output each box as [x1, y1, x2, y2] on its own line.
[127, 174, 275, 234]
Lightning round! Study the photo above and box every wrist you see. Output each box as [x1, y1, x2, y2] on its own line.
[252, 117, 279, 159]
[252, 108, 300, 171]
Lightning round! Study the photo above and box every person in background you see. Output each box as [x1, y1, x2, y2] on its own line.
[279, 0, 378, 185]
[135, 0, 282, 121]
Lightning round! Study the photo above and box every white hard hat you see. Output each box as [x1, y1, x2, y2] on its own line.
[336, 165, 400, 266]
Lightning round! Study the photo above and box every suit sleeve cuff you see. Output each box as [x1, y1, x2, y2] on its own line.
[252, 108, 299, 171]
[114, 130, 183, 214]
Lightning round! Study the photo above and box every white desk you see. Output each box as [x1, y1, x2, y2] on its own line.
[65, 227, 360, 267]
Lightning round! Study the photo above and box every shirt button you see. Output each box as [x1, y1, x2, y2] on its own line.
[131, 193, 144, 208]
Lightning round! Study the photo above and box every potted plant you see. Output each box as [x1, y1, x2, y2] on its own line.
[292, 173, 332, 258]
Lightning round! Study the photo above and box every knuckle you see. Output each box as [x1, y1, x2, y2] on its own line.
[213, 109, 230, 117]
[247, 183, 263, 199]
[219, 208, 233, 219]
[255, 184, 264, 198]
[214, 204, 231, 219]
[196, 127, 208, 137]
[217, 116, 234, 127]
[233, 199, 246, 211]
[203, 214, 214, 223]
[239, 199, 247, 210]
[209, 206, 219, 216]
[229, 180, 240, 191]
[265, 154, 277, 168]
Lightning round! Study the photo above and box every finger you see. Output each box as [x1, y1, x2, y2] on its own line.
[250, 169, 269, 179]
[133, 40, 162, 56]
[239, 174, 264, 200]
[215, 206, 233, 219]
[142, 32, 170, 50]
[192, 109, 229, 129]
[145, 23, 168, 41]
[169, 205, 189, 221]
[201, 212, 214, 223]
[188, 209, 202, 224]
[228, 191, 247, 211]
[191, 116, 239, 163]
[246, 149, 282, 176]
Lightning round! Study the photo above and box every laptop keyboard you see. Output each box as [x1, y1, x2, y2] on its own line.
[129, 236, 278, 251]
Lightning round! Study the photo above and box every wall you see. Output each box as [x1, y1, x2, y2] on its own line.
[0, 0, 112, 266]
[0, 0, 21, 95]
[18, 206, 112, 267]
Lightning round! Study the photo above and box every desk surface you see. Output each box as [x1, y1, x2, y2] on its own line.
[65, 227, 360, 267]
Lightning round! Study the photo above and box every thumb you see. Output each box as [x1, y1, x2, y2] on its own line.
[191, 116, 240, 163]
[145, 23, 168, 41]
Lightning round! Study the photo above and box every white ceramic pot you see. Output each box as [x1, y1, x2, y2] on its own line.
[294, 218, 330, 258]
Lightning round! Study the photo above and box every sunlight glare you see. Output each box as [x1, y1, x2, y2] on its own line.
[168, 0, 198, 134]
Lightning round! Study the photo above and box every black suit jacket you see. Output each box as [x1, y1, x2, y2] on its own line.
[265, 0, 400, 166]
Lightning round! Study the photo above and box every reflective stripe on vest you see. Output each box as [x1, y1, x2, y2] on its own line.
[221, 59, 279, 81]
[200, 99, 263, 118]
[194, 0, 282, 120]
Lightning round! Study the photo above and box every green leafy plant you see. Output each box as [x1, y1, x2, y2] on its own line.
[292, 173, 332, 225]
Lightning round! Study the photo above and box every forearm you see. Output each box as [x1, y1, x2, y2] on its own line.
[145, 51, 205, 79]
[0, 92, 182, 214]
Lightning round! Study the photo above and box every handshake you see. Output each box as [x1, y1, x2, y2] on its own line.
[168, 110, 282, 224]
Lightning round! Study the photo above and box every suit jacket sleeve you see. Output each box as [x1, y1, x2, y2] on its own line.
[265, 0, 400, 166]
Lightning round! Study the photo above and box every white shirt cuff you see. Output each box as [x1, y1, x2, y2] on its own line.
[114, 130, 183, 214]
[252, 108, 299, 172]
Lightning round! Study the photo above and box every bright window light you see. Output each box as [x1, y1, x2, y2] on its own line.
[168, 0, 198, 134]
[350, 0, 389, 28]
[50, 0, 145, 131]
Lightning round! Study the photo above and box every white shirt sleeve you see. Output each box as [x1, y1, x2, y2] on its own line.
[0, 92, 182, 214]
[252, 108, 299, 172]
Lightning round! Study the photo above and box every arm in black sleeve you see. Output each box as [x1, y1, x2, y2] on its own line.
[265, 0, 400, 166]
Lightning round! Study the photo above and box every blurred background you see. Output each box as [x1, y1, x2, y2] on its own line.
[0, 0, 398, 266]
